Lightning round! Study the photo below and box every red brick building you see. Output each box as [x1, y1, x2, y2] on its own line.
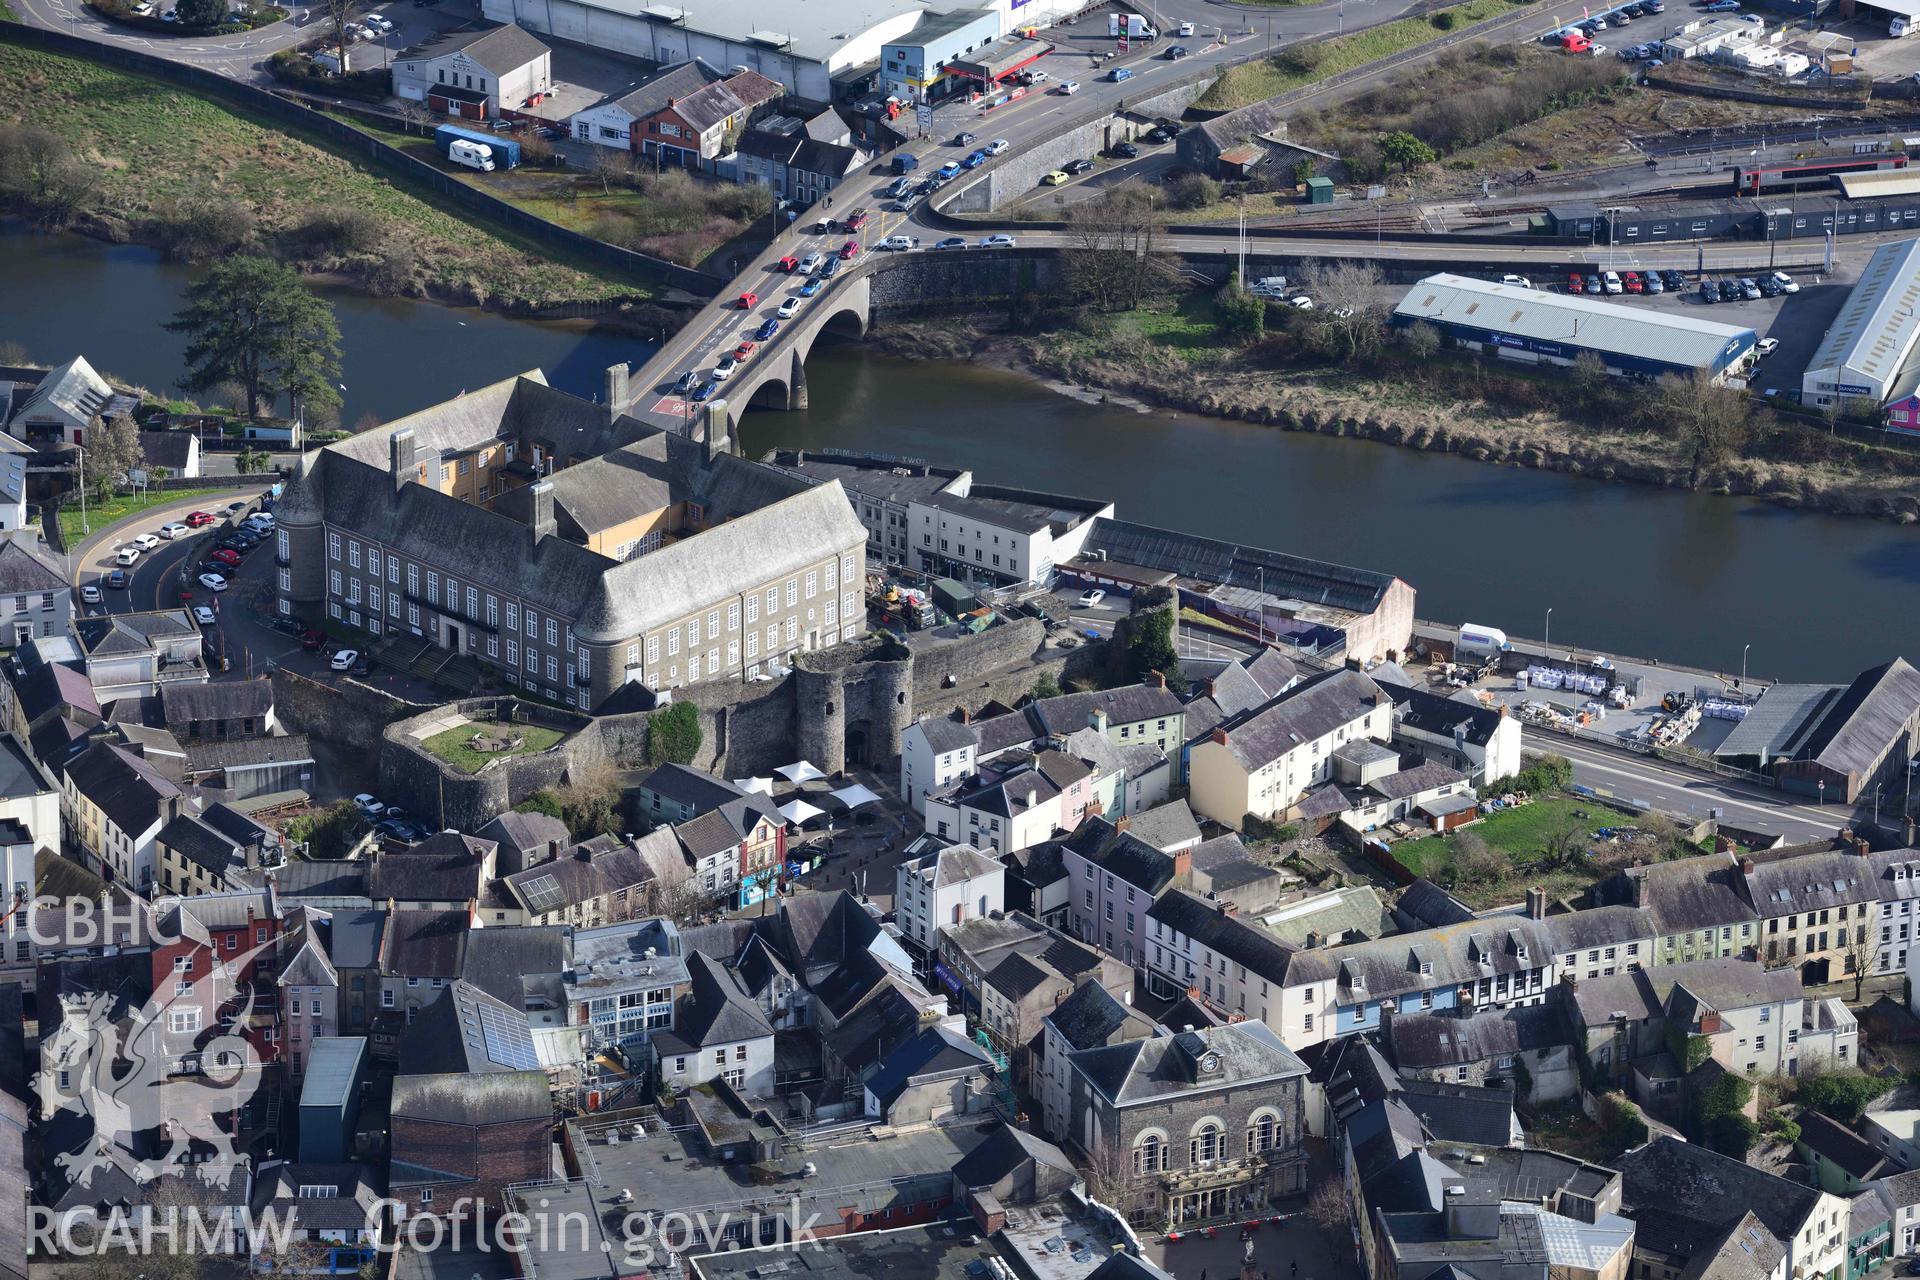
[149, 887, 285, 1074]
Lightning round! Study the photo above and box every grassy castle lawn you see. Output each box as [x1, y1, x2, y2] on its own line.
[419, 722, 568, 774]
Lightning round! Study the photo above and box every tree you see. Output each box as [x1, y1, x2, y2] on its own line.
[283, 799, 366, 860]
[1568, 350, 1609, 398]
[1841, 921, 1882, 1002]
[1031, 672, 1063, 701]
[1305, 1174, 1350, 1236]
[1167, 172, 1220, 211]
[1125, 608, 1180, 686]
[1448, 829, 1505, 888]
[234, 447, 273, 474]
[0, 124, 98, 227]
[646, 701, 703, 766]
[318, 0, 354, 70]
[1379, 131, 1437, 173]
[1707, 1111, 1758, 1159]
[1795, 1068, 1887, 1123]
[1643, 372, 1750, 488]
[80, 414, 145, 502]
[165, 255, 342, 420]
[1301, 259, 1387, 359]
[1215, 274, 1265, 343]
[1058, 187, 1180, 313]
[557, 762, 623, 838]
[1401, 320, 1442, 360]
[591, 146, 631, 196]
[175, 0, 227, 28]
[516, 790, 565, 821]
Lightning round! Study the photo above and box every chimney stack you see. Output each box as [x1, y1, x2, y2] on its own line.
[1211, 727, 1229, 746]
[390, 427, 418, 493]
[1857, 837, 1871, 857]
[1115, 816, 1132, 833]
[1741, 856, 1756, 874]
[530, 480, 557, 543]
[1204, 678, 1218, 700]
[1147, 670, 1167, 690]
[1306, 929, 1323, 949]
[604, 363, 630, 423]
[1089, 708, 1109, 734]
[957, 707, 971, 725]
[1525, 886, 1546, 920]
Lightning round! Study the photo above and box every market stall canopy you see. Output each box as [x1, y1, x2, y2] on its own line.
[776, 760, 827, 785]
[830, 783, 883, 809]
[779, 799, 826, 826]
[732, 777, 775, 796]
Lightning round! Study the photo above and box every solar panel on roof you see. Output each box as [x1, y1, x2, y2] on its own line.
[519, 873, 566, 914]
[475, 998, 539, 1070]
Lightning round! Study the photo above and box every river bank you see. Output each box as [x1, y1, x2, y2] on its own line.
[0, 41, 667, 316]
[863, 310, 1920, 525]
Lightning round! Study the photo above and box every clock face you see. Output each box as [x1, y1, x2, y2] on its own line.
[1201, 1053, 1219, 1072]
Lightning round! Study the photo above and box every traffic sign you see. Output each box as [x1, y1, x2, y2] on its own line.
[916, 103, 933, 133]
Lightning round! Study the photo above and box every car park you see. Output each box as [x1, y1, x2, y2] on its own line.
[107, 569, 128, 590]
[159, 522, 189, 539]
[211, 549, 242, 568]
[1759, 276, 1782, 298]
[193, 605, 217, 626]
[1077, 589, 1106, 608]
[756, 317, 781, 340]
[198, 572, 228, 592]
[364, 13, 393, 31]
[1698, 281, 1718, 303]
[979, 234, 1017, 248]
[713, 355, 739, 380]
[933, 237, 967, 250]
[777, 296, 803, 318]
[737, 292, 759, 309]
[1717, 279, 1740, 301]
[984, 139, 1010, 155]
[330, 649, 359, 671]
[1065, 157, 1095, 175]
[81, 584, 102, 604]
[1042, 170, 1070, 185]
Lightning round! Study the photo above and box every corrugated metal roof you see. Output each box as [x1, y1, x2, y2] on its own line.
[1803, 236, 1920, 390]
[299, 1036, 366, 1111]
[1394, 274, 1755, 369]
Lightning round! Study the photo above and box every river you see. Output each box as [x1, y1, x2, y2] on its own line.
[4, 225, 1915, 683]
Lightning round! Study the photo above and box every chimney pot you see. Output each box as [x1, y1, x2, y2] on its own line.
[1115, 816, 1131, 833]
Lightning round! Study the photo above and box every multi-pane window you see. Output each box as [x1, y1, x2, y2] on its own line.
[646, 636, 660, 664]
[727, 602, 739, 630]
[667, 630, 681, 656]
[786, 580, 798, 607]
[407, 564, 419, 596]
[804, 571, 817, 599]
[746, 594, 759, 624]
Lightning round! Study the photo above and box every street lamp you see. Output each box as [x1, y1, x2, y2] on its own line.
[1544, 607, 1553, 657]
[1741, 643, 1750, 686]
[1818, 777, 1827, 808]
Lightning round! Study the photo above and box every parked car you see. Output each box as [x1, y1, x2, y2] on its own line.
[1568, 273, 1585, 294]
[1077, 589, 1106, 608]
[193, 605, 217, 626]
[1756, 337, 1780, 356]
[107, 569, 129, 590]
[777, 296, 803, 318]
[1699, 281, 1718, 303]
[363, 13, 393, 31]
[1585, 274, 1602, 294]
[1662, 270, 1686, 290]
[1501, 274, 1532, 288]
[843, 208, 870, 232]
[1065, 157, 1095, 175]
[1759, 276, 1782, 298]
[353, 793, 384, 816]
[132, 532, 161, 551]
[1737, 277, 1760, 300]
[1718, 279, 1740, 301]
[330, 649, 359, 671]
[932, 237, 967, 250]
[1144, 125, 1177, 144]
[1602, 270, 1624, 294]
[979, 234, 1017, 248]
[81, 584, 102, 604]
[1110, 141, 1139, 159]
[1644, 272, 1664, 294]
[1042, 170, 1070, 186]
[1770, 270, 1799, 293]
[211, 549, 242, 568]
[1622, 271, 1643, 293]
[198, 572, 228, 592]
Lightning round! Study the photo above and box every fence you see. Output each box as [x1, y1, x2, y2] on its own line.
[0, 22, 723, 296]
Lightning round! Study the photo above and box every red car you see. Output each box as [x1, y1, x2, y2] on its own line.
[185, 511, 216, 527]
[839, 240, 861, 260]
[733, 341, 758, 361]
[1567, 274, 1585, 294]
[300, 629, 324, 651]
[843, 208, 870, 232]
[737, 292, 759, 309]
[210, 549, 241, 568]
[1623, 271, 1644, 293]
[776, 255, 799, 272]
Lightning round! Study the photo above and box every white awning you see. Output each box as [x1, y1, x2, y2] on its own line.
[776, 761, 827, 784]
[732, 777, 775, 796]
[779, 799, 826, 826]
[830, 783, 883, 809]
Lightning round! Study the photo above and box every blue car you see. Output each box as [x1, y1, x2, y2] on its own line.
[691, 380, 718, 402]
[936, 161, 961, 180]
[756, 318, 780, 341]
[799, 278, 823, 297]
[962, 150, 988, 169]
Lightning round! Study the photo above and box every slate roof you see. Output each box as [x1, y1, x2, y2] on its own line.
[1031, 684, 1183, 734]
[1590, 856, 1760, 937]
[914, 713, 979, 754]
[390, 1068, 549, 1126]
[380, 910, 468, 978]
[156, 813, 243, 877]
[5, 355, 109, 429]
[822, 977, 932, 1075]
[251, 1161, 385, 1233]
[1045, 979, 1157, 1052]
[13, 661, 100, 725]
[670, 951, 773, 1050]
[1674, 1213, 1788, 1280]
[1387, 683, 1509, 749]
[160, 678, 272, 726]
[1062, 817, 1181, 894]
[1148, 889, 1295, 985]
[865, 1025, 989, 1107]
[1126, 800, 1202, 851]
[1071, 1019, 1306, 1107]
[1387, 1004, 1568, 1069]
[1289, 915, 1555, 1004]
[1397, 1078, 1518, 1147]
[61, 741, 178, 836]
[1618, 1137, 1823, 1247]
[950, 1123, 1077, 1190]
[475, 810, 570, 861]
[501, 842, 649, 916]
[0, 538, 66, 595]
[1798, 1110, 1890, 1183]
[986, 952, 1061, 1002]
[597, 58, 724, 117]
[71, 608, 197, 658]
[662, 70, 782, 133]
[1784, 657, 1920, 779]
[368, 832, 495, 903]
[641, 763, 746, 813]
[186, 734, 313, 775]
[397, 21, 549, 75]
[1537, 904, 1654, 954]
[1210, 667, 1389, 771]
[1370, 762, 1469, 802]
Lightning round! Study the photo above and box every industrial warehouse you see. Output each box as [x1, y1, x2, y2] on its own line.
[1800, 236, 1920, 431]
[1392, 274, 1758, 381]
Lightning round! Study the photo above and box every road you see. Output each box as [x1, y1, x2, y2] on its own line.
[1540, 734, 1841, 844]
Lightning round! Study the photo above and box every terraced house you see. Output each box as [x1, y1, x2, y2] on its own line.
[276, 372, 867, 708]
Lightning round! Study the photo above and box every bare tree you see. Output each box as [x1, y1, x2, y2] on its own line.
[318, 0, 354, 68]
[591, 146, 632, 196]
[1448, 829, 1503, 889]
[1301, 259, 1387, 359]
[1642, 372, 1750, 487]
[1079, 1128, 1141, 1218]
[1400, 320, 1442, 360]
[1057, 187, 1180, 313]
[643, 873, 716, 926]
[1841, 922, 1882, 1003]
[1305, 1174, 1350, 1236]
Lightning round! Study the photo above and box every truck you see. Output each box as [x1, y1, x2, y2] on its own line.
[434, 123, 520, 170]
[891, 152, 921, 174]
[446, 138, 496, 171]
[1455, 623, 1513, 658]
[1108, 12, 1157, 38]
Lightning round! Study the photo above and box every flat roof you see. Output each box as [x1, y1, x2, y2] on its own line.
[1803, 236, 1920, 389]
[694, 1224, 1006, 1280]
[299, 1037, 367, 1111]
[1396, 274, 1756, 370]
[544, 0, 928, 65]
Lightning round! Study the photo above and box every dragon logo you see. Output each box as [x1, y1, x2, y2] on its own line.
[39, 932, 271, 1196]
